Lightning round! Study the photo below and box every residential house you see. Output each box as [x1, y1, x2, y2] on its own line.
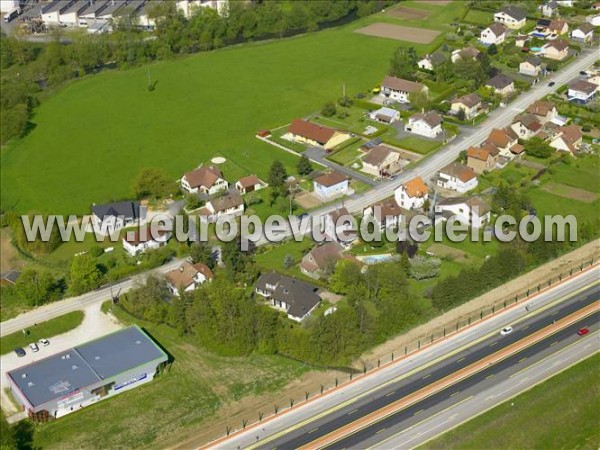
[417, 52, 446, 71]
[435, 197, 491, 228]
[78, 0, 110, 29]
[435, 163, 478, 193]
[287, 119, 350, 151]
[593, 2, 600, 10]
[202, 191, 244, 221]
[450, 93, 483, 120]
[587, 73, 600, 90]
[587, 14, 600, 27]
[122, 227, 171, 257]
[519, 56, 544, 77]
[58, 1, 89, 27]
[485, 74, 515, 97]
[176, 0, 228, 18]
[494, 5, 527, 29]
[571, 23, 595, 43]
[369, 106, 400, 124]
[380, 76, 429, 104]
[451, 46, 481, 63]
[480, 23, 507, 45]
[515, 35, 529, 48]
[91, 200, 142, 236]
[550, 124, 583, 155]
[556, 0, 573, 6]
[567, 79, 597, 103]
[404, 112, 443, 138]
[485, 127, 520, 158]
[136, 0, 164, 29]
[541, 39, 569, 60]
[527, 100, 558, 124]
[313, 172, 350, 200]
[548, 19, 569, 35]
[539, 0, 559, 17]
[300, 242, 360, 279]
[363, 198, 406, 230]
[165, 261, 213, 296]
[41, 0, 77, 27]
[467, 146, 498, 174]
[324, 207, 358, 245]
[361, 144, 402, 177]
[394, 177, 429, 210]
[511, 114, 543, 140]
[255, 272, 320, 322]
[181, 166, 228, 195]
[235, 175, 266, 194]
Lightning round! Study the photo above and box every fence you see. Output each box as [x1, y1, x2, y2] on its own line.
[213, 256, 597, 444]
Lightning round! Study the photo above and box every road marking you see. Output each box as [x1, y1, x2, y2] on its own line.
[456, 357, 465, 363]
[422, 374, 431, 379]
[348, 409, 358, 416]
[308, 428, 318, 434]
[551, 341, 559, 347]
[414, 410, 424, 416]
[552, 360, 562, 366]
[519, 357, 527, 362]
[450, 391, 461, 397]
[489, 341, 498, 347]
[551, 311, 559, 316]
[486, 374, 495, 379]
[376, 428, 386, 434]
[386, 391, 396, 397]
[522, 325, 529, 331]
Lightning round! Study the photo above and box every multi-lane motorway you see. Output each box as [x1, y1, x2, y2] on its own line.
[204, 274, 598, 450]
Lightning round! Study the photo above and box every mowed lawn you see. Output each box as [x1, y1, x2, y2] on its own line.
[1, 3, 466, 215]
[422, 353, 600, 450]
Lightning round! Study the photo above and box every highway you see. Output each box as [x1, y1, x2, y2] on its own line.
[253, 285, 599, 449]
[1, 48, 597, 336]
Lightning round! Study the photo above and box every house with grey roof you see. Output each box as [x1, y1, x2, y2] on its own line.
[255, 272, 321, 322]
[91, 200, 144, 236]
[494, 5, 527, 29]
[6, 326, 168, 421]
[435, 196, 491, 228]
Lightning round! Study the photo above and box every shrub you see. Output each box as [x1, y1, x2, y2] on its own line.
[321, 101, 337, 117]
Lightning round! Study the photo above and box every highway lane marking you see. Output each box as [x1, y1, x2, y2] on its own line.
[414, 410, 424, 416]
[522, 325, 529, 331]
[486, 374, 495, 379]
[456, 357, 465, 363]
[348, 409, 358, 416]
[450, 391, 461, 397]
[241, 286, 598, 450]
[376, 428, 386, 434]
[422, 374, 431, 379]
[489, 341, 498, 347]
[551, 311, 560, 316]
[308, 427, 319, 434]
[551, 341, 559, 347]
[519, 357, 527, 362]
[386, 391, 396, 397]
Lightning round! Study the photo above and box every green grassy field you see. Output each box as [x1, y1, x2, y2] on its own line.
[1, 3, 467, 216]
[422, 353, 600, 450]
[0, 311, 84, 354]
[31, 304, 311, 449]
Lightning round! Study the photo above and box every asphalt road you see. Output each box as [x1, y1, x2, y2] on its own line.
[253, 284, 599, 449]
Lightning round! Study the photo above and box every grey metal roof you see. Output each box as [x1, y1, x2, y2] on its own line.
[7, 326, 167, 408]
[42, 0, 77, 14]
[63, 1, 90, 15]
[114, 0, 146, 17]
[98, 0, 126, 17]
[91, 200, 140, 220]
[81, 0, 109, 16]
[255, 273, 320, 320]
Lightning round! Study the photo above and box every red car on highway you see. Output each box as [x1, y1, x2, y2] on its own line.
[577, 328, 589, 336]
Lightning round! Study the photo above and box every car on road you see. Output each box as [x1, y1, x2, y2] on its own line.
[39, 338, 50, 346]
[579, 71, 587, 76]
[548, 81, 556, 87]
[29, 342, 39, 352]
[14, 347, 26, 357]
[577, 327, 589, 336]
[500, 326, 513, 336]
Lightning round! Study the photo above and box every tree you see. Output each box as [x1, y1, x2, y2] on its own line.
[456, 108, 466, 121]
[132, 168, 176, 200]
[321, 101, 337, 117]
[0, 415, 16, 450]
[389, 46, 418, 80]
[14, 269, 55, 307]
[268, 160, 288, 191]
[338, 95, 353, 107]
[487, 43, 498, 55]
[189, 241, 216, 269]
[297, 154, 313, 175]
[524, 136, 553, 158]
[409, 90, 430, 111]
[283, 254, 294, 269]
[69, 254, 102, 295]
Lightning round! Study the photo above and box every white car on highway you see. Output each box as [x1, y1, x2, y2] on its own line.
[500, 326, 513, 336]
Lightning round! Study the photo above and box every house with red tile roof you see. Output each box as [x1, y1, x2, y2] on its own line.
[435, 163, 478, 193]
[394, 176, 429, 210]
[181, 166, 228, 195]
[549, 124, 583, 155]
[466, 146, 497, 174]
[164, 261, 213, 296]
[287, 119, 350, 150]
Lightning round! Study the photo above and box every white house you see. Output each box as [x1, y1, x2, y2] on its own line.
[568, 80, 597, 104]
[58, 1, 89, 27]
[405, 112, 442, 138]
[450, 93, 483, 120]
[435, 163, 478, 193]
[539, 0, 559, 17]
[519, 56, 543, 77]
[417, 52, 446, 71]
[176, 0, 228, 18]
[435, 197, 491, 228]
[41, 0, 77, 26]
[541, 39, 570, 61]
[381, 76, 429, 104]
[235, 175, 266, 195]
[313, 172, 349, 200]
[369, 106, 400, 124]
[550, 124, 583, 155]
[165, 261, 213, 296]
[255, 272, 321, 322]
[527, 100, 558, 124]
[511, 114, 543, 140]
[587, 14, 600, 27]
[91, 201, 143, 236]
[480, 23, 507, 45]
[485, 74, 515, 97]
[0, 0, 19, 13]
[394, 177, 429, 210]
[363, 199, 405, 231]
[181, 166, 228, 195]
[202, 192, 244, 221]
[451, 46, 481, 63]
[494, 5, 527, 29]
[571, 23, 595, 43]
[122, 227, 171, 257]
[361, 144, 402, 178]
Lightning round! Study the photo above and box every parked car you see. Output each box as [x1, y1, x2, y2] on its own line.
[548, 81, 556, 87]
[577, 327, 589, 336]
[39, 338, 50, 346]
[500, 326, 513, 336]
[29, 342, 39, 353]
[14, 347, 26, 357]
[579, 71, 587, 76]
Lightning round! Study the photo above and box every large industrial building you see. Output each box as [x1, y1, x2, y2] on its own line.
[6, 326, 168, 421]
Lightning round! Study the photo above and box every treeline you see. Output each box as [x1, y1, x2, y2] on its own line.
[118, 254, 428, 367]
[0, 0, 395, 144]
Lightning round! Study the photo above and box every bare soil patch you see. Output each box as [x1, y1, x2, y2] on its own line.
[355, 23, 440, 44]
[427, 243, 469, 263]
[542, 182, 598, 203]
[414, 0, 452, 5]
[295, 191, 323, 209]
[386, 6, 430, 20]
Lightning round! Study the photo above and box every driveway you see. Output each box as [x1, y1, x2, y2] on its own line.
[0, 303, 123, 418]
[304, 147, 377, 186]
